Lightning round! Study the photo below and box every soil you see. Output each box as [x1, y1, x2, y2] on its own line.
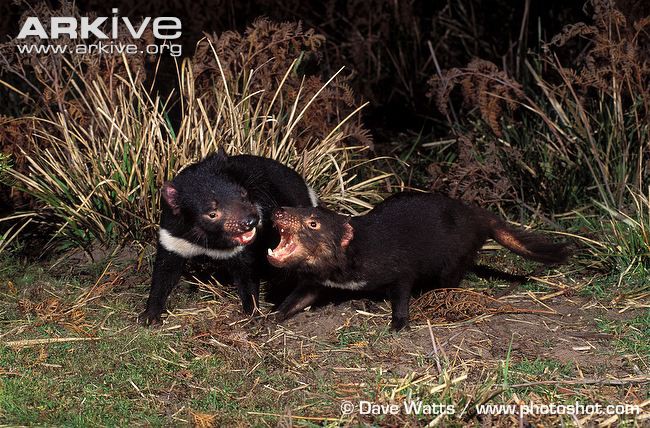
[271, 294, 637, 377]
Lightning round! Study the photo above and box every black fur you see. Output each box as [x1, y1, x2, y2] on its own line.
[141, 150, 315, 325]
[267, 192, 570, 331]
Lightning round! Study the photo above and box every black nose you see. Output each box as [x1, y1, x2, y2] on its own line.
[241, 214, 259, 230]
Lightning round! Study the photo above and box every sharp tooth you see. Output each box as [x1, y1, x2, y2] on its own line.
[267, 248, 272, 255]
[281, 228, 284, 233]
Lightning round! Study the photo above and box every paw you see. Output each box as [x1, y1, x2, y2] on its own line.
[241, 300, 256, 316]
[138, 308, 163, 326]
[240, 293, 260, 316]
[390, 317, 409, 332]
[273, 310, 290, 323]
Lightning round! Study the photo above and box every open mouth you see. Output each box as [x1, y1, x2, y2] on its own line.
[232, 227, 256, 245]
[267, 227, 297, 266]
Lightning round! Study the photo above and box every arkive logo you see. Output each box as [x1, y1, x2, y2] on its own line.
[17, 8, 181, 40]
[14, 8, 183, 57]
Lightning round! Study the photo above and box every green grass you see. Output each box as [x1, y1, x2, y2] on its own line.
[511, 358, 574, 380]
[597, 310, 650, 359]
[0, 250, 647, 426]
[0, 323, 300, 425]
[336, 326, 368, 348]
[0, 332, 177, 426]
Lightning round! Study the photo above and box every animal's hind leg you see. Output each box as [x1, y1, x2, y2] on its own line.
[439, 252, 476, 289]
[439, 266, 466, 289]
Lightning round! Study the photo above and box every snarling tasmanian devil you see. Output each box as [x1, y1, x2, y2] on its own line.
[267, 192, 570, 331]
[140, 150, 318, 325]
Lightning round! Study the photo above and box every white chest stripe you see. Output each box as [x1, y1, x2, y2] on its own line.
[323, 279, 368, 290]
[159, 229, 244, 260]
[307, 186, 319, 207]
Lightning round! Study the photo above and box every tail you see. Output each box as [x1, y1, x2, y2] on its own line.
[485, 216, 570, 265]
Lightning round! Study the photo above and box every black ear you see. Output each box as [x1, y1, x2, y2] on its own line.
[216, 146, 228, 161]
[161, 182, 181, 215]
[341, 221, 354, 248]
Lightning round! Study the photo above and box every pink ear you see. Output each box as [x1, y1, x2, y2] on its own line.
[161, 182, 180, 215]
[341, 223, 354, 248]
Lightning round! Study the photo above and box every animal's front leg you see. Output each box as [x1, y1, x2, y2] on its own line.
[389, 281, 413, 331]
[141, 245, 186, 325]
[276, 282, 321, 321]
[234, 271, 260, 315]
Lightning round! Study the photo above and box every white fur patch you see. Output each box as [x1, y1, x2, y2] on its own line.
[323, 279, 368, 290]
[159, 229, 244, 260]
[307, 186, 319, 207]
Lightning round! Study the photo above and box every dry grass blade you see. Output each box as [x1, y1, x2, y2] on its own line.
[0, 212, 35, 254]
[5, 337, 99, 348]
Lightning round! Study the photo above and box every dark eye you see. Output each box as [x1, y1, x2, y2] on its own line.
[308, 221, 318, 229]
[208, 212, 217, 219]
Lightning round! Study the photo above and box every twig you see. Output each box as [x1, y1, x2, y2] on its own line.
[427, 320, 443, 373]
[246, 411, 340, 422]
[5, 337, 99, 347]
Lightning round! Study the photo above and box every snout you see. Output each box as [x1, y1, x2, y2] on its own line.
[271, 207, 302, 236]
[272, 207, 285, 221]
[239, 213, 260, 231]
[222, 208, 260, 246]
[228, 211, 260, 246]
[272, 207, 293, 227]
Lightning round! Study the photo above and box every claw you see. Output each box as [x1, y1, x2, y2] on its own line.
[138, 309, 163, 327]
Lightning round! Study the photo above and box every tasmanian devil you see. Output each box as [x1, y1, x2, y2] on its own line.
[267, 192, 570, 331]
[140, 149, 317, 325]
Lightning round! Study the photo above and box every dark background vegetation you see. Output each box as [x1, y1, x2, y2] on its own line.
[0, 0, 646, 123]
[0, 0, 648, 265]
[2, 0, 649, 193]
[0, 0, 614, 128]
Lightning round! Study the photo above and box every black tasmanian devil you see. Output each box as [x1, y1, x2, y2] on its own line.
[141, 150, 318, 325]
[267, 192, 570, 331]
